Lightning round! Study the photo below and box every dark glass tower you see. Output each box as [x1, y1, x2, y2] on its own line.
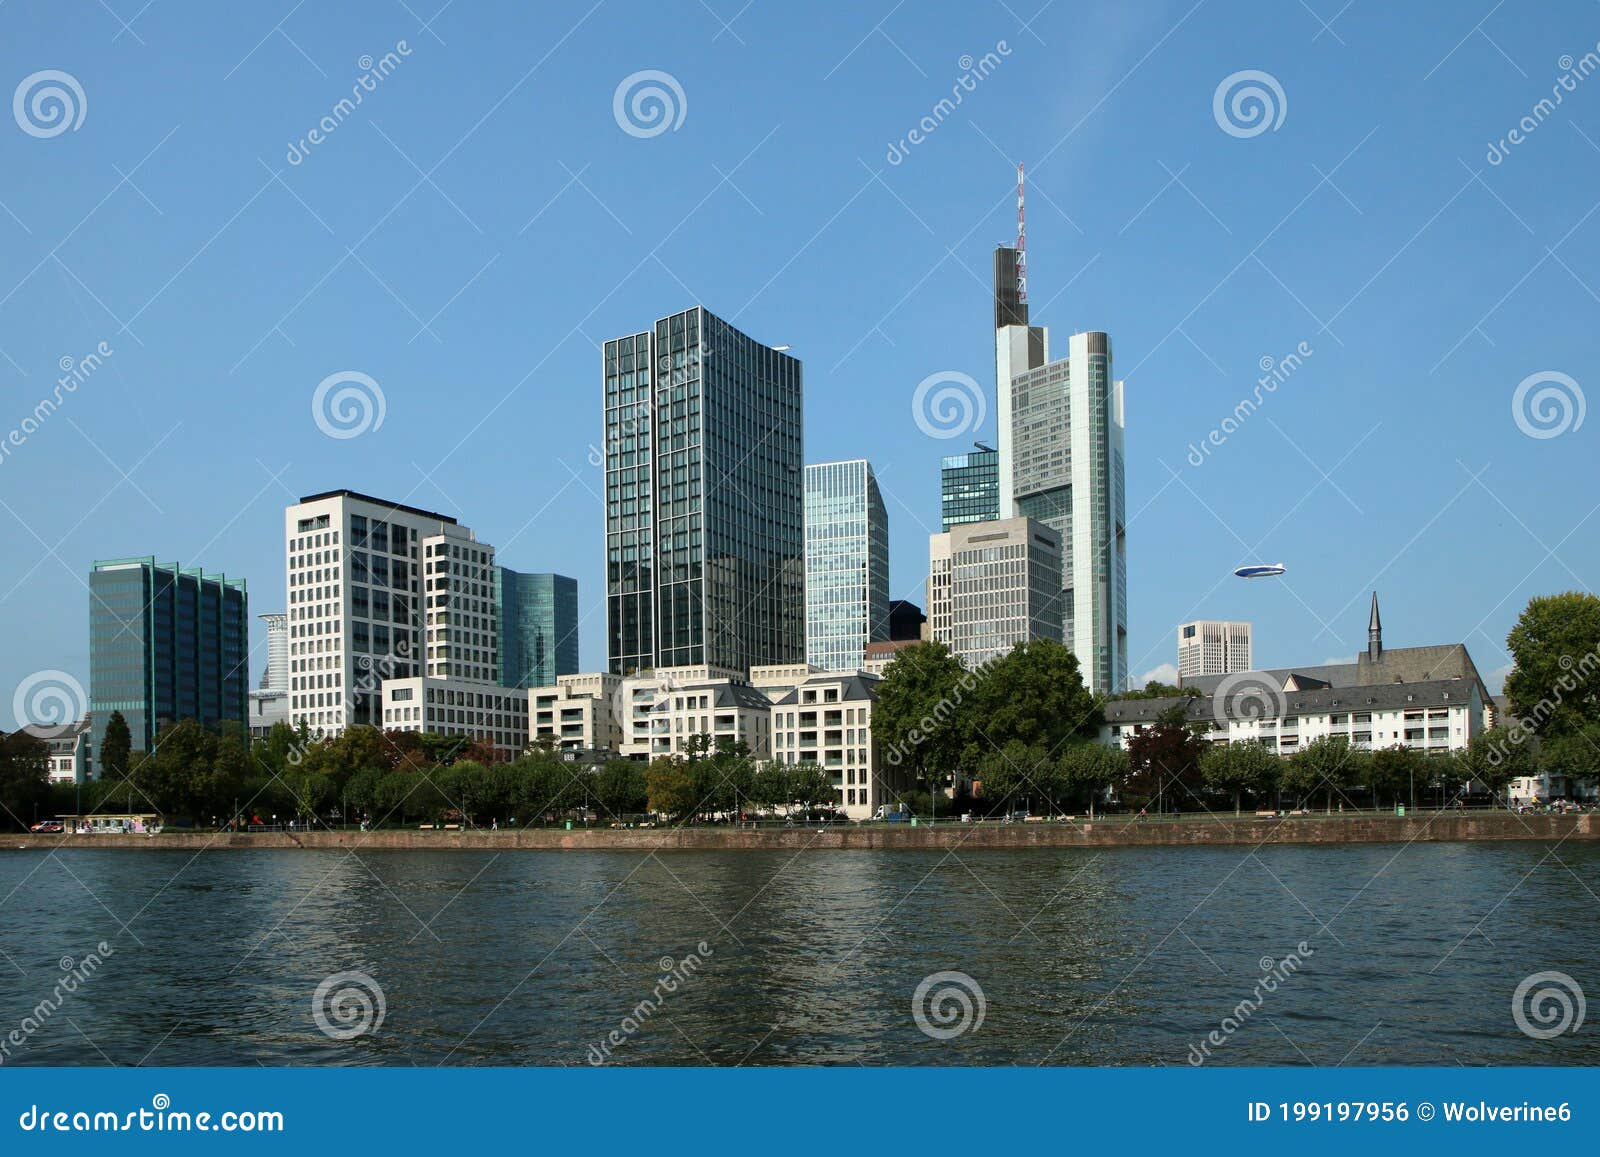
[604, 306, 804, 674]
[496, 568, 579, 688]
[940, 447, 1000, 530]
[88, 557, 249, 754]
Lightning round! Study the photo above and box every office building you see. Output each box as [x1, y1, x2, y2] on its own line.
[604, 306, 805, 675]
[887, 600, 925, 642]
[380, 677, 529, 760]
[804, 459, 889, 673]
[940, 446, 1000, 530]
[1009, 332, 1128, 694]
[927, 517, 1063, 669]
[993, 185, 1048, 520]
[1178, 620, 1253, 682]
[496, 569, 578, 689]
[248, 611, 291, 739]
[284, 490, 494, 737]
[88, 557, 249, 753]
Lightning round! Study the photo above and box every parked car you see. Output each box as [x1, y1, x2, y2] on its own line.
[29, 820, 63, 834]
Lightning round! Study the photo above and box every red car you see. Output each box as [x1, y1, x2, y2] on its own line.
[29, 820, 64, 834]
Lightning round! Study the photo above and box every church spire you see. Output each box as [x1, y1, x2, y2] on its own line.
[1368, 591, 1382, 661]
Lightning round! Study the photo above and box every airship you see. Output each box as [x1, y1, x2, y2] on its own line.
[1234, 563, 1287, 579]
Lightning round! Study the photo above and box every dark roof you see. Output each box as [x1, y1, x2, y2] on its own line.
[1183, 644, 1489, 705]
[653, 681, 775, 712]
[770, 672, 882, 706]
[297, 490, 458, 525]
[1105, 678, 1483, 726]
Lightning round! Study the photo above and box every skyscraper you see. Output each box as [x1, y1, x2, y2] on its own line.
[496, 568, 579, 689]
[604, 306, 805, 674]
[927, 517, 1063, 669]
[259, 612, 289, 691]
[88, 557, 249, 753]
[994, 168, 1049, 519]
[939, 446, 1000, 530]
[804, 459, 889, 672]
[1010, 332, 1128, 694]
[1177, 620, 1252, 681]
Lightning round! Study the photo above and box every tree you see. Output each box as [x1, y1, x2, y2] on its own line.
[1060, 743, 1127, 818]
[595, 760, 647, 817]
[1369, 744, 1427, 809]
[1504, 592, 1600, 741]
[786, 762, 834, 809]
[974, 741, 1049, 814]
[1283, 735, 1366, 813]
[100, 710, 132, 783]
[962, 639, 1102, 760]
[645, 757, 695, 819]
[1119, 681, 1203, 701]
[873, 641, 977, 807]
[1457, 727, 1535, 807]
[0, 730, 50, 830]
[1124, 705, 1206, 813]
[1200, 742, 1282, 815]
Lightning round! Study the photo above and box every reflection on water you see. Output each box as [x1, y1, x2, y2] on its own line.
[0, 843, 1594, 1066]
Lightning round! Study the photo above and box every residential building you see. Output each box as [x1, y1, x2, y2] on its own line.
[644, 679, 773, 760]
[771, 671, 908, 819]
[1178, 620, 1253, 681]
[381, 677, 529, 760]
[529, 672, 622, 754]
[603, 306, 805, 675]
[28, 719, 92, 784]
[888, 599, 926, 641]
[89, 557, 249, 754]
[927, 517, 1063, 669]
[940, 446, 1000, 530]
[1009, 331, 1128, 694]
[804, 459, 889, 673]
[495, 569, 578, 689]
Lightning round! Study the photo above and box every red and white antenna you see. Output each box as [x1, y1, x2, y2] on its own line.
[1015, 162, 1027, 303]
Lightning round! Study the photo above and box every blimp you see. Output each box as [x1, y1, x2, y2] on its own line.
[1234, 562, 1286, 579]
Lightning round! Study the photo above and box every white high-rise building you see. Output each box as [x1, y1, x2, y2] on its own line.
[1177, 620, 1252, 681]
[927, 517, 1063, 669]
[993, 245, 1047, 520]
[284, 490, 491, 737]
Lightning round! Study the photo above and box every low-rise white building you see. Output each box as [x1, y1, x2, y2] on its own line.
[381, 676, 529, 760]
[770, 672, 907, 819]
[529, 673, 621, 753]
[28, 719, 92, 784]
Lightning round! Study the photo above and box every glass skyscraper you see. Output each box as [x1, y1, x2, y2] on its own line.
[88, 557, 249, 754]
[496, 568, 578, 689]
[940, 447, 1000, 531]
[804, 460, 889, 672]
[604, 306, 804, 674]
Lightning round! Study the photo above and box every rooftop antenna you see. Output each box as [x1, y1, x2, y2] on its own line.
[1015, 162, 1027, 304]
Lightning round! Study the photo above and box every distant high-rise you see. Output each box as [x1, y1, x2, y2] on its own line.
[940, 446, 999, 530]
[993, 167, 1049, 519]
[89, 557, 249, 753]
[604, 306, 805, 674]
[496, 569, 579, 689]
[927, 517, 1063, 669]
[887, 599, 926, 642]
[804, 460, 889, 672]
[259, 612, 289, 691]
[1177, 620, 1252, 681]
[1011, 333, 1128, 694]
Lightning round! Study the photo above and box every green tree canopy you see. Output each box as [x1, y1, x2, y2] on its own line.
[1504, 592, 1600, 740]
[1200, 741, 1282, 815]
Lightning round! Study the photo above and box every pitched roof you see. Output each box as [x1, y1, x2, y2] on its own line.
[1105, 678, 1482, 726]
[770, 672, 882, 706]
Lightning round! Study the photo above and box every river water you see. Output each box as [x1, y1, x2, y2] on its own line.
[0, 843, 1594, 1066]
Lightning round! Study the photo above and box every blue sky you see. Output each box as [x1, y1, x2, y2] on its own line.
[3, 0, 1599, 726]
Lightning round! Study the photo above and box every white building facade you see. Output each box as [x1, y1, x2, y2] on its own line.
[381, 677, 529, 760]
[1178, 620, 1253, 681]
[927, 517, 1063, 669]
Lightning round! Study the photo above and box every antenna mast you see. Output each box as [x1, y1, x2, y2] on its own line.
[1016, 162, 1027, 303]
